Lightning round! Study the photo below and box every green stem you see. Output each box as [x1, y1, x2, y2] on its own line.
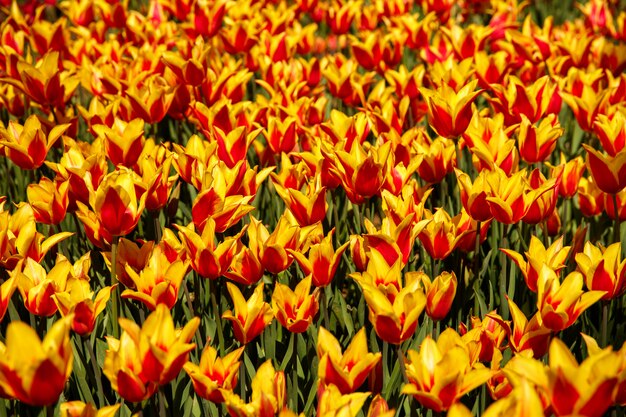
[240, 349, 248, 402]
[209, 279, 225, 356]
[320, 287, 330, 329]
[152, 210, 163, 243]
[613, 193, 621, 245]
[396, 344, 408, 385]
[352, 202, 362, 234]
[158, 387, 167, 417]
[183, 279, 204, 351]
[473, 220, 481, 280]
[382, 340, 389, 381]
[291, 332, 298, 413]
[601, 300, 609, 348]
[516, 223, 529, 252]
[85, 336, 106, 407]
[111, 235, 120, 337]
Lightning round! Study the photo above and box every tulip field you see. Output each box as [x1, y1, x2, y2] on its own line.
[2, 0, 626, 415]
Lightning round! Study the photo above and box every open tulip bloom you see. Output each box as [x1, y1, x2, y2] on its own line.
[1, 1, 626, 416]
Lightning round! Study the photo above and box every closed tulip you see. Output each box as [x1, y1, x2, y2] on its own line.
[420, 80, 482, 139]
[402, 329, 493, 412]
[575, 241, 626, 300]
[184, 345, 244, 403]
[501, 235, 570, 292]
[104, 305, 199, 401]
[536, 267, 605, 331]
[0, 114, 69, 170]
[0, 317, 73, 406]
[272, 275, 319, 333]
[317, 327, 381, 394]
[223, 282, 274, 345]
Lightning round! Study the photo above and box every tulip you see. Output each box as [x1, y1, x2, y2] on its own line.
[162, 50, 206, 87]
[46, 142, 108, 211]
[221, 20, 260, 55]
[76, 167, 149, 238]
[223, 282, 274, 345]
[0, 203, 73, 269]
[453, 210, 491, 253]
[583, 145, 626, 194]
[191, 177, 255, 234]
[555, 154, 585, 198]
[177, 219, 241, 280]
[420, 79, 482, 139]
[103, 331, 158, 402]
[0, 276, 16, 322]
[212, 126, 259, 169]
[60, 402, 121, 417]
[536, 267, 605, 331]
[121, 246, 188, 310]
[350, 31, 403, 72]
[364, 214, 428, 266]
[489, 297, 552, 358]
[290, 229, 349, 287]
[385, 64, 426, 100]
[517, 114, 563, 164]
[224, 360, 287, 416]
[0, 114, 69, 169]
[605, 188, 626, 221]
[9, 51, 78, 110]
[381, 182, 431, 227]
[15, 257, 71, 317]
[485, 169, 536, 224]
[417, 208, 467, 260]
[104, 305, 199, 401]
[460, 314, 507, 363]
[594, 111, 626, 157]
[455, 168, 493, 222]
[184, 345, 244, 403]
[93, 118, 145, 168]
[331, 140, 390, 204]
[317, 327, 381, 394]
[272, 275, 319, 333]
[125, 75, 175, 124]
[27, 176, 69, 225]
[357, 272, 426, 344]
[502, 235, 570, 293]
[382, 151, 422, 196]
[480, 379, 545, 417]
[316, 383, 370, 417]
[137, 146, 178, 212]
[417, 271, 457, 321]
[402, 329, 493, 412]
[274, 180, 327, 227]
[53, 278, 115, 336]
[351, 245, 405, 298]
[575, 241, 626, 300]
[561, 84, 610, 133]
[171, 133, 215, 186]
[464, 113, 518, 175]
[489, 75, 560, 125]
[415, 136, 456, 184]
[186, 0, 228, 38]
[265, 116, 298, 155]
[0, 317, 73, 406]
[103, 238, 154, 289]
[224, 244, 264, 286]
[578, 176, 605, 217]
[546, 338, 617, 417]
[248, 214, 301, 275]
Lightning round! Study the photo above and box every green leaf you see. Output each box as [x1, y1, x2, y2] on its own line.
[280, 332, 295, 371]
